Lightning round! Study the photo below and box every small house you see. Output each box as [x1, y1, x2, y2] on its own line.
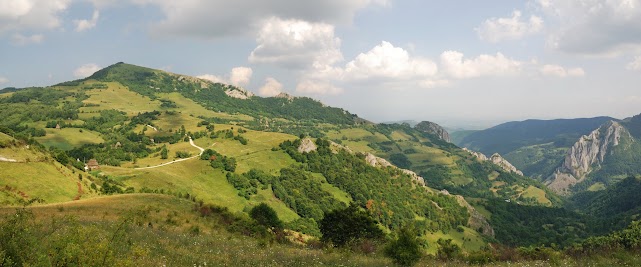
[55, 124, 61, 130]
[86, 159, 100, 171]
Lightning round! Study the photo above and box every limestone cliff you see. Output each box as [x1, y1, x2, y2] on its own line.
[489, 153, 524, 176]
[463, 148, 523, 176]
[415, 121, 451, 142]
[223, 85, 254, 100]
[545, 121, 629, 194]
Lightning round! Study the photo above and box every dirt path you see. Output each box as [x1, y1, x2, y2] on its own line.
[133, 137, 207, 170]
[0, 156, 17, 162]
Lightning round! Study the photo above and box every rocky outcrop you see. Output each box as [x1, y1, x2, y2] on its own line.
[274, 92, 295, 101]
[297, 138, 318, 153]
[223, 85, 254, 100]
[463, 147, 488, 161]
[463, 148, 523, 175]
[489, 153, 524, 176]
[415, 121, 451, 142]
[364, 153, 425, 186]
[545, 121, 629, 194]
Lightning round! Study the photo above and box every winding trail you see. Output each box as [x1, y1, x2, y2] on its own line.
[134, 137, 207, 170]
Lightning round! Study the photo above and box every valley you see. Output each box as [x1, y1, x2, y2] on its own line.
[1, 63, 641, 266]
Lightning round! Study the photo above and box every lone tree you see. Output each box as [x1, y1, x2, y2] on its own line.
[319, 204, 384, 247]
[250, 203, 283, 229]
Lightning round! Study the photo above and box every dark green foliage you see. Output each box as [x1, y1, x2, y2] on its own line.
[160, 145, 168, 159]
[576, 220, 641, 252]
[226, 173, 256, 199]
[384, 227, 424, 266]
[201, 149, 237, 172]
[272, 168, 345, 221]
[485, 199, 589, 247]
[175, 151, 191, 158]
[389, 153, 412, 169]
[286, 218, 321, 237]
[250, 203, 283, 229]
[319, 205, 384, 247]
[436, 238, 461, 260]
[280, 138, 468, 230]
[0, 208, 36, 266]
[570, 177, 641, 234]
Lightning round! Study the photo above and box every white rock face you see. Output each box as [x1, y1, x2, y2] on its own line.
[274, 92, 295, 101]
[224, 86, 254, 100]
[415, 121, 451, 142]
[545, 121, 629, 194]
[463, 148, 488, 161]
[463, 148, 523, 175]
[489, 153, 524, 176]
[297, 138, 318, 153]
[364, 153, 425, 186]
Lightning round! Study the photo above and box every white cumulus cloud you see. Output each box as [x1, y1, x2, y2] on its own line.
[259, 77, 284, 97]
[539, 0, 641, 56]
[540, 64, 585, 77]
[476, 10, 544, 43]
[440, 51, 523, 79]
[0, 0, 70, 34]
[74, 10, 100, 32]
[198, 67, 253, 87]
[10, 33, 44, 45]
[627, 56, 641, 70]
[249, 17, 343, 69]
[73, 63, 101, 78]
[0, 77, 8, 84]
[343, 41, 438, 80]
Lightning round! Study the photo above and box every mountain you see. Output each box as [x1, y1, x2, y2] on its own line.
[414, 121, 451, 142]
[548, 117, 641, 194]
[455, 117, 615, 179]
[12, 62, 631, 256]
[3, 62, 534, 252]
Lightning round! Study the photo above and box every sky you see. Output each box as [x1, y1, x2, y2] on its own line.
[1, 0, 641, 129]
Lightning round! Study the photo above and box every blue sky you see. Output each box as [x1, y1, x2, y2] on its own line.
[1, 0, 641, 128]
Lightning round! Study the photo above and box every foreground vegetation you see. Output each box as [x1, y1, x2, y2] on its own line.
[2, 194, 641, 267]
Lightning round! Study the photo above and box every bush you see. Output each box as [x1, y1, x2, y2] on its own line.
[384, 227, 424, 266]
[319, 205, 384, 247]
[250, 203, 283, 230]
[436, 238, 461, 260]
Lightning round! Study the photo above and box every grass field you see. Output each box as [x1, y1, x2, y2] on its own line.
[158, 92, 254, 121]
[212, 129, 297, 174]
[521, 185, 552, 206]
[0, 161, 96, 205]
[102, 160, 249, 213]
[80, 81, 162, 115]
[35, 128, 104, 150]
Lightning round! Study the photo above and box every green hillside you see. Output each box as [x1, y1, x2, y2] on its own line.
[5, 63, 641, 266]
[456, 117, 614, 179]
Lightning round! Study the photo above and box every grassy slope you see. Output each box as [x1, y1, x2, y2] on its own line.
[79, 81, 162, 115]
[35, 128, 105, 150]
[0, 160, 97, 205]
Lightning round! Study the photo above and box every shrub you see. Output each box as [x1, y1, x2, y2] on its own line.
[250, 203, 283, 230]
[384, 227, 424, 266]
[436, 238, 461, 260]
[319, 205, 384, 247]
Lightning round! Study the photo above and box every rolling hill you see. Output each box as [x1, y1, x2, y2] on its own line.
[2, 62, 627, 258]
